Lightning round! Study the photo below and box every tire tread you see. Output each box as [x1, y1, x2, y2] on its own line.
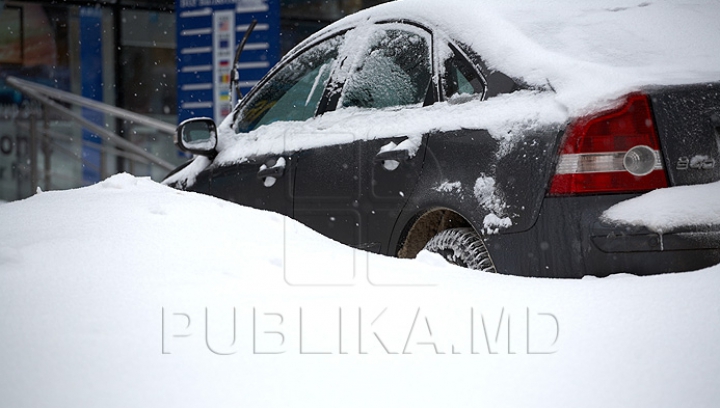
[424, 227, 496, 272]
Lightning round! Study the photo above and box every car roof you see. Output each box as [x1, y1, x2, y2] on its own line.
[294, 0, 720, 115]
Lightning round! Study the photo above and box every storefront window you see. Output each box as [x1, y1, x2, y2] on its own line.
[120, 9, 176, 117]
[0, 2, 73, 200]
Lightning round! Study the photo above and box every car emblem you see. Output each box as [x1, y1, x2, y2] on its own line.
[676, 156, 716, 170]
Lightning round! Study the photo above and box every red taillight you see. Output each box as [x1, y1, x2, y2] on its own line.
[548, 93, 668, 195]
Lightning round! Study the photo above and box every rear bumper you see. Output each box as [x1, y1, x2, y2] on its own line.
[483, 195, 720, 278]
[592, 222, 720, 253]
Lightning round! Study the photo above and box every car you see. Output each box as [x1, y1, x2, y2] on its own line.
[164, 0, 720, 278]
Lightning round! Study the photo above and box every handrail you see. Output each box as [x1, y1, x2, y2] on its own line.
[7, 76, 175, 171]
[14, 121, 161, 166]
[7, 76, 176, 134]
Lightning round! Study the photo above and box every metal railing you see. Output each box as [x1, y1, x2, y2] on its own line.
[5, 76, 178, 194]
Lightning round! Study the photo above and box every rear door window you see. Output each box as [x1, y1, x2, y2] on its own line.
[444, 46, 485, 99]
[340, 26, 433, 110]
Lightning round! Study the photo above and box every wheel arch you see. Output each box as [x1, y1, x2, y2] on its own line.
[396, 206, 478, 258]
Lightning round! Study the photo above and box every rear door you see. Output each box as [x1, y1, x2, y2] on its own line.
[292, 23, 435, 254]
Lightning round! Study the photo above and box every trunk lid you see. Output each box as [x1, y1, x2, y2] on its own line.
[649, 82, 720, 186]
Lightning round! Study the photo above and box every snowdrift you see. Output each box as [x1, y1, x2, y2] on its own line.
[1, 174, 719, 407]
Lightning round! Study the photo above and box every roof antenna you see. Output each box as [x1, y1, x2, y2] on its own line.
[230, 19, 258, 101]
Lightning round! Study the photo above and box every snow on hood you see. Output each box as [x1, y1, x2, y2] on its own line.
[2, 174, 720, 407]
[602, 180, 720, 233]
[306, 0, 720, 114]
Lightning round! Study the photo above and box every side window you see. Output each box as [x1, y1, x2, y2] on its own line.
[235, 35, 343, 133]
[341, 27, 432, 110]
[445, 47, 485, 99]
[452, 63, 475, 95]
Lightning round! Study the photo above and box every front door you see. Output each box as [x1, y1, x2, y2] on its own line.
[209, 33, 345, 217]
[210, 154, 294, 217]
[293, 23, 435, 254]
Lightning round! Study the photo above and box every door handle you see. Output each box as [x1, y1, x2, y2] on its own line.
[257, 165, 284, 179]
[374, 149, 410, 163]
[257, 158, 286, 179]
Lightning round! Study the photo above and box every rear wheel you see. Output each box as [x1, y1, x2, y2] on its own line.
[424, 227, 496, 272]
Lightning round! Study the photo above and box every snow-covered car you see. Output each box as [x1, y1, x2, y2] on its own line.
[165, 0, 720, 277]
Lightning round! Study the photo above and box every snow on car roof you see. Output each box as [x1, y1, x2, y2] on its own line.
[305, 0, 720, 114]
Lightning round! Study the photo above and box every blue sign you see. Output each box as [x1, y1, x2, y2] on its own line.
[79, 7, 103, 185]
[176, 0, 280, 125]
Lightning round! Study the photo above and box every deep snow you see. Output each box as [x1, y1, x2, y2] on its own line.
[1, 174, 719, 407]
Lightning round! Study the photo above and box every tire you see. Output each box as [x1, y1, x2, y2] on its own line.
[424, 227, 496, 272]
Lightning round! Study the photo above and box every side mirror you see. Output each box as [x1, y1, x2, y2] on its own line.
[174, 117, 218, 157]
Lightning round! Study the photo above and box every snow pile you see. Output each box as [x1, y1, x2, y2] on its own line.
[433, 180, 462, 194]
[2, 174, 719, 407]
[602, 180, 720, 233]
[165, 155, 211, 188]
[473, 175, 512, 234]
